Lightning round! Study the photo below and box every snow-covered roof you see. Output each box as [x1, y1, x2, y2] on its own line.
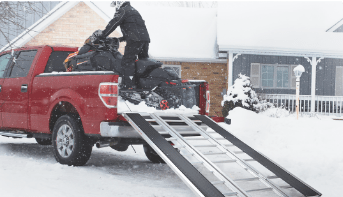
[217, 1, 343, 58]
[93, 2, 218, 61]
[4, 1, 343, 60]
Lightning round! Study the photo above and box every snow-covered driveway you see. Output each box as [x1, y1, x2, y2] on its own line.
[1, 107, 342, 197]
[0, 138, 193, 197]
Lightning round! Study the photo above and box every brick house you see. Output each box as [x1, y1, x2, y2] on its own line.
[8, 2, 342, 116]
[2, 2, 227, 116]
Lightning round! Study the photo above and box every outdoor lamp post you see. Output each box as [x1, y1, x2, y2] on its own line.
[293, 65, 305, 120]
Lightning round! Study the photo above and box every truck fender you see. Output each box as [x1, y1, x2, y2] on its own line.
[48, 89, 86, 121]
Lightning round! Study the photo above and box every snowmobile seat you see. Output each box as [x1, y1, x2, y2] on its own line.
[136, 59, 163, 78]
[74, 51, 96, 59]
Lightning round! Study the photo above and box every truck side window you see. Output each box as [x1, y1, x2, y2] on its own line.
[9, 50, 37, 78]
[0, 53, 11, 78]
[44, 51, 72, 73]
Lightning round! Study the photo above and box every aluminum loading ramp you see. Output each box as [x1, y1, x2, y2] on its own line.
[123, 113, 322, 197]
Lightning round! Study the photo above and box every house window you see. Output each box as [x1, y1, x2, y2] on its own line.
[261, 65, 274, 87]
[276, 66, 289, 88]
[250, 63, 296, 89]
[162, 65, 181, 78]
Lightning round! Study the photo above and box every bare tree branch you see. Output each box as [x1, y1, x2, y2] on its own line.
[0, 1, 49, 51]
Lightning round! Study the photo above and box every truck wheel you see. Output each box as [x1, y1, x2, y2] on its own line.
[143, 144, 165, 163]
[52, 115, 93, 166]
[35, 138, 52, 145]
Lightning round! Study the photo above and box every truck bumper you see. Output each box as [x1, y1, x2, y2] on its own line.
[100, 122, 205, 138]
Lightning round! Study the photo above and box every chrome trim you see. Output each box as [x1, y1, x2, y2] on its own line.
[100, 122, 206, 138]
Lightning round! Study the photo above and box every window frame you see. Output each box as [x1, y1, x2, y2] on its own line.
[259, 64, 295, 89]
[162, 64, 181, 78]
[8, 50, 37, 78]
[0, 53, 12, 78]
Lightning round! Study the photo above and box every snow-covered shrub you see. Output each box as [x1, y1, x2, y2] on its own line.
[261, 107, 290, 118]
[221, 74, 273, 117]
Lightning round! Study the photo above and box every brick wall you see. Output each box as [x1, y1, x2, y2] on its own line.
[162, 61, 228, 117]
[25, 2, 125, 54]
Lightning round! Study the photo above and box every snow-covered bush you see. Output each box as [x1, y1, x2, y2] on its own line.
[221, 74, 273, 117]
[260, 107, 290, 118]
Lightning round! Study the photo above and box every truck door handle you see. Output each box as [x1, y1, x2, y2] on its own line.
[0, 85, 2, 92]
[21, 84, 28, 93]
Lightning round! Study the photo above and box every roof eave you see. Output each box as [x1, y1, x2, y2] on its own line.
[219, 46, 343, 59]
[151, 57, 227, 63]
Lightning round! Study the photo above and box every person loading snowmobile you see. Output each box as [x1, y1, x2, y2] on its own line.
[98, 1, 150, 89]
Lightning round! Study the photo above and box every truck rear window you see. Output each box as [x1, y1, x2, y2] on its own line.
[44, 51, 73, 73]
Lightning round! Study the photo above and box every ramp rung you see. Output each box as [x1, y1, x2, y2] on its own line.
[222, 191, 238, 196]
[193, 144, 217, 148]
[225, 144, 235, 147]
[211, 181, 225, 185]
[191, 161, 204, 165]
[166, 137, 177, 141]
[234, 177, 259, 182]
[244, 158, 255, 162]
[183, 137, 208, 140]
[246, 187, 273, 193]
[234, 151, 244, 154]
[181, 152, 194, 156]
[173, 145, 185, 149]
[203, 152, 226, 155]
[144, 119, 157, 122]
[158, 120, 202, 123]
[233, 175, 279, 182]
[213, 159, 236, 163]
[280, 185, 293, 189]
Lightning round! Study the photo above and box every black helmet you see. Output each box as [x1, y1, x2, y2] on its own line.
[110, 1, 127, 10]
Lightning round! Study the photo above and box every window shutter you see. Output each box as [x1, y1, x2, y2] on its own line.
[335, 66, 343, 96]
[250, 63, 260, 88]
[291, 65, 297, 89]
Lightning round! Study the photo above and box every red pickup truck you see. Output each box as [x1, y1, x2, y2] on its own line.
[0, 45, 212, 166]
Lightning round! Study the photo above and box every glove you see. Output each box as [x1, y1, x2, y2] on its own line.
[93, 29, 103, 37]
[118, 37, 126, 42]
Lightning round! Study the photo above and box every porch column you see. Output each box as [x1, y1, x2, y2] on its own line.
[227, 52, 241, 87]
[305, 56, 324, 113]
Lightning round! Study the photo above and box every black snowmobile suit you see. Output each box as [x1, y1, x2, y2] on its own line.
[101, 2, 150, 89]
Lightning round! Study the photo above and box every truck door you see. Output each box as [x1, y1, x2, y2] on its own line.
[2, 50, 37, 130]
[0, 53, 13, 128]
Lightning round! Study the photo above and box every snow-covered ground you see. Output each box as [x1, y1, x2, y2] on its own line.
[0, 107, 341, 197]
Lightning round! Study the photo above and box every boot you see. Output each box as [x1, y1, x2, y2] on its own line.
[121, 76, 136, 90]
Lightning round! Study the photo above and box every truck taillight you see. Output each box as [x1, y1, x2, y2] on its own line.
[206, 90, 210, 114]
[99, 82, 118, 108]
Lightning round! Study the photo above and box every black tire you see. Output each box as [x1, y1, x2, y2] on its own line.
[143, 144, 165, 163]
[52, 114, 93, 166]
[35, 138, 52, 145]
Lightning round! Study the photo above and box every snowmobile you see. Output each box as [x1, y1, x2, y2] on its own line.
[63, 34, 196, 110]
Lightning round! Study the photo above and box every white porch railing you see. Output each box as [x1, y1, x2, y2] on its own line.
[261, 94, 343, 117]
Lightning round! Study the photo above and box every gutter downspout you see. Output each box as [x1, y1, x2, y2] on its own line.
[227, 52, 233, 87]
